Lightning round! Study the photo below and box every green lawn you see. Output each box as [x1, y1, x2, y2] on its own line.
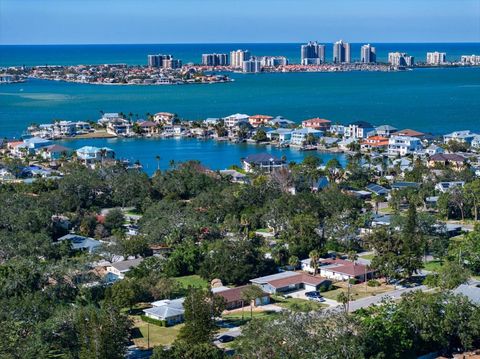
[130, 316, 183, 348]
[321, 283, 395, 302]
[271, 295, 327, 311]
[359, 253, 375, 260]
[423, 260, 443, 272]
[174, 275, 209, 289]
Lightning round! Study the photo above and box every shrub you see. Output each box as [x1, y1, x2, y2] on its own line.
[367, 280, 381, 287]
[140, 315, 167, 327]
[348, 278, 359, 285]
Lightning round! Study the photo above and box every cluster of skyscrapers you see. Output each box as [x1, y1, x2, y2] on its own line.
[300, 41, 326, 64]
[147, 54, 182, 69]
[300, 40, 376, 64]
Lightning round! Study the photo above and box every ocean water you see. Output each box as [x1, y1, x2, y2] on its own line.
[1, 43, 480, 172]
[1, 43, 479, 66]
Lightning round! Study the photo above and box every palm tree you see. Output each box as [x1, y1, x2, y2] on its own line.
[288, 255, 300, 269]
[241, 285, 265, 319]
[309, 250, 320, 275]
[347, 250, 358, 265]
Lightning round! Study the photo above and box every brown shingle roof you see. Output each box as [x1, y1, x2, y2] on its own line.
[267, 273, 328, 288]
[215, 285, 268, 303]
[430, 153, 466, 163]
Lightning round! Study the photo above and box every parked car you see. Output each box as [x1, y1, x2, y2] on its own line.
[305, 291, 321, 298]
[309, 296, 325, 302]
[218, 335, 235, 343]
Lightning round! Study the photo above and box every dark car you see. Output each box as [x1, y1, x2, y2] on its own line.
[305, 291, 321, 298]
[218, 335, 235, 343]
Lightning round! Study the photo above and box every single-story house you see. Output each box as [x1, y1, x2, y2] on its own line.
[143, 298, 185, 325]
[106, 258, 144, 280]
[40, 144, 72, 160]
[435, 181, 465, 193]
[318, 259, 375, 282]
[219, 169, 249, 184]
[213, 285, 270, 310]
[57, 233, 101, 253]
[250, 271, 331, 294]
[391, 182, 420, 190]
[428, 153, 467, 169]
[366, 183, 390, 196]
[453, 282, 480, 304]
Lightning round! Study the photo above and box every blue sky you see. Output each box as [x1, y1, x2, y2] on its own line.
[1, 0, 479, 44]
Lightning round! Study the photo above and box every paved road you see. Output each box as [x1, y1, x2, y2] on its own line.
[347, 285, 429, 312]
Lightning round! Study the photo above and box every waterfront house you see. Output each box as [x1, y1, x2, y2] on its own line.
[106, 118, 133, 136]
[290, 128, 323, 146]
[137, 120, 159, 135]
[435, 181, 465, 193]
[428, 153, 466, 170]
[153, 112, 177, 125]
[338, 137, 357, 151]
[212, 285, 270, 310]
[330, 124, 346, 136]
[40, 144, 72, 160]
[224, 113, 250, 128]
[375, 125, 398, 137]
[394, 128, 426, 139]
[76, 146, 115, 164]
[57, 234, 101, 253]
[471, 136, 480, 149]
[249, 115, 273, 127]
[143, 298, 185, 325]
[268, 116, 295, 128]
[345, 121, 375, 139]
[106, 258, 144, 280]
[53, 121, 77, 137]
[387, 135, 422, 156]
[250, 271, 331, 294]
[204, 118, 222, 126]
[302, 118, 331, 131]
[242, 153, 286, 173]
[361, 135, 389, 150]
[75, 121, 92, 133]
[443, 130, 479, 144]
[266, 128, 293, 143]
[98, 112, 122, 126]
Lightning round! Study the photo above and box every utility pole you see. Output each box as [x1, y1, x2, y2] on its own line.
[147, 322, 150, 350]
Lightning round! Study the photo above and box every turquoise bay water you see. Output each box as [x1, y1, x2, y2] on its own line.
[1, 43, 480, 174]
[59, 137, 346, 175]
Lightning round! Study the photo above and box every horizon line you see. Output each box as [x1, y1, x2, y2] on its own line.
[2, 41, 480, 46]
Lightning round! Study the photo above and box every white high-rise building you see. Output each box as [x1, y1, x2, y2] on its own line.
[202, 53, 229, 66]
[388, 52, 414, 67]
[259, 56, 288, 67]
[461, 55, 480, 65]
[333, 40, 350, 63]
[242, 58, 262, 73]
[300, 41, 326, 65]
[360, 44, 376, 63]
[426, 52, 447, 65]
[230, 50, 251, 68]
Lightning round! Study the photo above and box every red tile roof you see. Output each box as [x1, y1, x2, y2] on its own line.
[319, 259, 374, 277]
